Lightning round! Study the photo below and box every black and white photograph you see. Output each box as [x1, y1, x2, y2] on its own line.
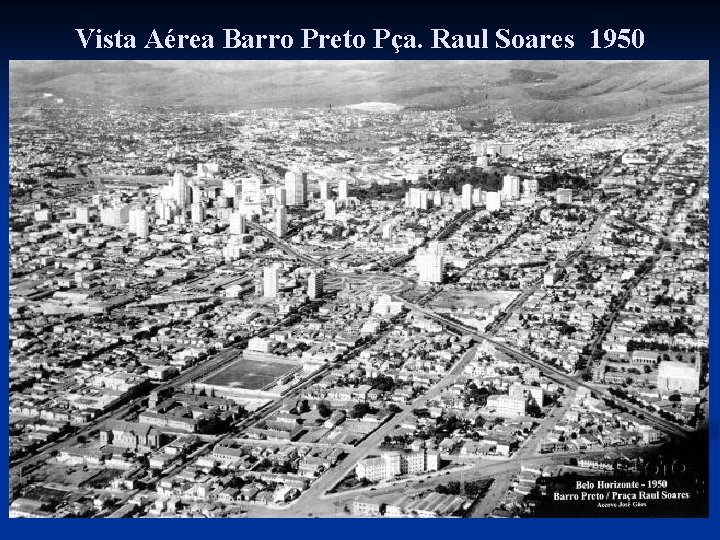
[8, 60, 709, 518]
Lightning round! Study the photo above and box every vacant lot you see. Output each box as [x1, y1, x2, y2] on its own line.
[430, 290, 518, 311]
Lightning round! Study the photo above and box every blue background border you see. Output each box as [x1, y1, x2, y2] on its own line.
[1, 1, 716, 537]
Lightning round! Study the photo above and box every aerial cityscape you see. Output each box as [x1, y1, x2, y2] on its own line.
[8, 60, 709, 518]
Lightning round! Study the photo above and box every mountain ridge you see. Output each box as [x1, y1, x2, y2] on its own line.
[9, 60, 708, 123]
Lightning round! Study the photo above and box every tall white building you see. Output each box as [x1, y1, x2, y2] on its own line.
[338, 178, 349, 200]
[263, 265, 280, 299]
[472, 188, 483, 206]
[319, 179, 330, 200]
[522, 178, 539, 200]
[485, 191, 501, 212]
[191, 185, 202, 206]
[100, 205, 129, 227]
[324, 199, 337, 220]
[229, 211, 245, 235]
[275, 186, 287, 206]
[406, 188, 430, 210]
[75, 206, 91, 224]
[172, 171, 189, 209]
[461, 183, 473, 210]
[308, 270, 324, 299]
[285, 170, 307, 206]
[155, 200, 174, 222]
[223, 179, 241, 201]
[415, 241, 445, 283]
[128, 208, 149, 238]
[191, 202, 206, 224]
[275, 205, 288, 237]
[381, 221, 394, 239]
[502, 174, 520, 200]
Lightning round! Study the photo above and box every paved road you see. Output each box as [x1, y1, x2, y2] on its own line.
[247, 221, 321, 267]
[244, 443, 649, 517]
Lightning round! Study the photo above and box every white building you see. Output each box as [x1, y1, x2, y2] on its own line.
[324, 199, 337, 220]
[486, 394, 526, 417]
[485, 191, 501, 212]
[381, 222, 394, 239]
[308, 270, 324, 299]
[407, 188, 430, 210]
[155, 200, 174, 222]
[461, 183, 473, 210]
[472, 187, 483, 206]
[241, 176, 263, 205]
[75, 206, 91, 224]
[502, 174, 520, 200]
[191, 202, 206, 224]
[621, 152, 649, 165]
[543, 266, 563, 286]
[172, 171, 189, 209]
[556, 188, 573, 204]
[128, 208, 149, 238]
[229, 211, 245, 235]
[522, 178, 538, 200]
[263, 265, 280, 299]
[275, 205, 288, 237]
[285, 170, 307, 206]
[275, 186, 287, 206]
[100, 205, 129, 227]
[319, 179, 330, 200]
[223, 179, 241, 201]
[191, 185, 202, 206]
[338, 178, 349, 200]
[355, 449, 438, 482]
[415, 241, 445, 283]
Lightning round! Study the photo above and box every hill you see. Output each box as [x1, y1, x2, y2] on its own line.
[9, 60, 708, 123]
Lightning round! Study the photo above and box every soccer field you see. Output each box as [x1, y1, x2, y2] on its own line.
[204, 359, 297, 390]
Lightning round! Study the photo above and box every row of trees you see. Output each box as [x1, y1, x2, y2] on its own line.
[422, 168, 588, 194]
[434, 479, 486, 497]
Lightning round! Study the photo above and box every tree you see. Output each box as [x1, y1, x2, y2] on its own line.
[464, 481, 484, 498]
[526, 403, 543, 418]
[297, 399, 310, 414]
[371, 375, 395, 392]
[351, 402, 371, 419]
[317, 400, 332, 418]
